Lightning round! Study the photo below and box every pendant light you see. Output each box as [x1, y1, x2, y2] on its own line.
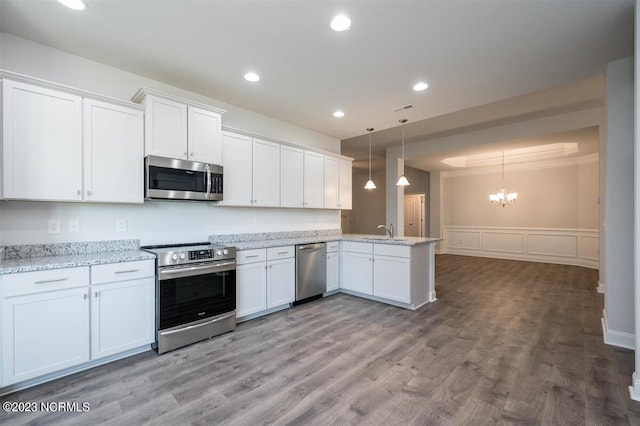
[396, 119, 410, 186]
[489, 151, 518, 207]
[364, 128, 376, 190]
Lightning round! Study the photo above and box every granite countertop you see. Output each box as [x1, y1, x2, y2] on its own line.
[214, 233, 441, 251]
[0, 240, 155, 275]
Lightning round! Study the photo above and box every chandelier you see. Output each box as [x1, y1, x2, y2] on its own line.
[489, 152, 518, 207]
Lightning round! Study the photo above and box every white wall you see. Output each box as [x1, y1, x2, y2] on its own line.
[603, 57, 635, 348]
[442, 155, 599, 229]
[0, 34, 342, 246]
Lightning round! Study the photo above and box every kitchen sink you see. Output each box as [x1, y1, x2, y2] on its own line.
[362, 236, 406, 241]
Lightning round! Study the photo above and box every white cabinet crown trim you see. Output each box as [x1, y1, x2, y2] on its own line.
[131, 87, 226, 115]
[0, 69, 143, 111]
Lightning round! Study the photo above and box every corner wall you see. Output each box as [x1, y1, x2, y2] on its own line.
[602, 57, 635, 350]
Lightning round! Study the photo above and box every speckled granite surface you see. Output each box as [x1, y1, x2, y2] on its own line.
[0, 240, 155, 275]
[210, 230, 440, 251]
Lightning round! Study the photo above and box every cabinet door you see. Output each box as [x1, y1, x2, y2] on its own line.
[236, 262, 267, 317]
[83, 99, 144, 203]
[252, 138, 281, 207]
[326, 251, 340, 292]
[373, 255, 411, 303]
[281, 146, 304, 208]
[2, 288, 90, 385]
[144, 95, 188, 159]
[3, 79, 83, 201]
[91, 277, 155, 360]
[341, 251, 373, 295]
[220, 131, 253, 206]
[303, 151, 324, 208]
[267, 257, 295, 308]
[324, 155, 340, 209]
[339, 158, 353, 210]
[188, 106, 221, 164]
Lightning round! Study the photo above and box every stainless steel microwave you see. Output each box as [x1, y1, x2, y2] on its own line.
[145, 156, 223, 201]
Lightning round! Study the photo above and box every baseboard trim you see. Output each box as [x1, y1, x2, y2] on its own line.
[630, 372, 640, 401]
[597, 281, 605, 293]
[602, 311, 635, 350]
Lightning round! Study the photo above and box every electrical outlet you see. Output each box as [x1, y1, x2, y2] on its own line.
[116, 219, 127, 233]
[48, 219, 60, 234]
[68, 219, 80, 233]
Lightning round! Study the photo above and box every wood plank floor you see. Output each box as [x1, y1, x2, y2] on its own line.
[3, 254, 640, 425]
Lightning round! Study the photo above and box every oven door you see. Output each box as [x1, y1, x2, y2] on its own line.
[145, 155, 210, 201]
[158, 261, 236, 330]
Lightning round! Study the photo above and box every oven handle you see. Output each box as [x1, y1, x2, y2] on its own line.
[158, 261, 236, 280]
[159, 312, 236, 336]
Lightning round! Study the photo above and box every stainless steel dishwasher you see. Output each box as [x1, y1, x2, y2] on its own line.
[294, 242, 327, 304]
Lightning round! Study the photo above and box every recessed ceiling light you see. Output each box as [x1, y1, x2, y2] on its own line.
[57, 0, 86, 10]
[413, 82, 429, 91]
[333, 110, 345, 118]
[330, 15, 351, 32]
[244, 72, 260, 82]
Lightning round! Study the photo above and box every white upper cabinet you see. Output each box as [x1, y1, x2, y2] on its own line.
[188, 106, 222, 164]
[2, 79, 144, 204]
[133, 89, 225, 164]
[280, 145, 304, 208]
[339, 158, 353, 210]
[324, 155, 339, 209]
[143, 95, 188, 159]
[221, 131, 253, 206]
[303, 150, 324, 208]
[252, 138, 280, 207]
[3, 79, 83, 201]
[83, 98, 144, 203]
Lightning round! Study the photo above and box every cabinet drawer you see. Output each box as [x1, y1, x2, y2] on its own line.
[374, 244, 410, 258]
[1, 267, 90, 297]
[91, 260, 155, 285]
[327, 241, 340, 253]
[342, 241, 373, 254]
[267, 246, 294, 260]
[237, 249, 267, 265]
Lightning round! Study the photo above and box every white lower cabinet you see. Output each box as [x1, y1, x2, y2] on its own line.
[372, 255, 411, 303]
[236, 261, 267, 317]
[0, 260, 155, 387]
[326, 242, 340, 292]
[90, 277, 155, 360]
[341, 242, 373, 295]
[2, 287, 90, 385]
[237, 246, 295, 319]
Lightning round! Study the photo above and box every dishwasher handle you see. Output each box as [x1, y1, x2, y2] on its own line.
[297, 243, 326, 251]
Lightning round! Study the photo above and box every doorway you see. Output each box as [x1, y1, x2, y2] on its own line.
[404, 193, 426, 237]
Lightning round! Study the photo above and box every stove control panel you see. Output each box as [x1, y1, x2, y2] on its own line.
[189, 249, 214, 261]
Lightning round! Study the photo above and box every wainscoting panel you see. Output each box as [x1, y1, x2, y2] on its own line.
[482, 232, 524, 254]
[527, 233, 577, 258]
[443, 226, 599, 269]
[444, 230, 481, 251]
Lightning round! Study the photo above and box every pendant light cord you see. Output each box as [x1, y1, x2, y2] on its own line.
[369, 133, 372, 180]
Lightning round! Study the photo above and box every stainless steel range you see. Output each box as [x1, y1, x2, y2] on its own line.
[142, 242, 237, 354]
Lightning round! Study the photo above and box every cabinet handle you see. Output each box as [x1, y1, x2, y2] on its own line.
[34, 277, 68, 285]
[245, 255, 259, 259]
[95, 291, 99, 298]
[184, 152, 187, 156]
[277, 251, 288, 255]
[77, 189, 81, 196]
[84, 293, 88, 300]
[87, 190, 92, 197]
[269, 265, 272, 269]
[114, 269, 139, 274]
[190, 152, 194, 156]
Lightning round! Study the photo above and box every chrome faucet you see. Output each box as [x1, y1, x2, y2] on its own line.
[377, 223, 394, 238]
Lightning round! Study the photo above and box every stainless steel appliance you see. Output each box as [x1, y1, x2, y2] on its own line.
[295, 243, 327, 304]
[145, 155, 223, 201]
[142, 242, 236, 354]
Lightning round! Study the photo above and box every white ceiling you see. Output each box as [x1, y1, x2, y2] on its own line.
[0, 0, 633, 144]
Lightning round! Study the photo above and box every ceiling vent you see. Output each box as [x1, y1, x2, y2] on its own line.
[392, 104, 414, 112]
